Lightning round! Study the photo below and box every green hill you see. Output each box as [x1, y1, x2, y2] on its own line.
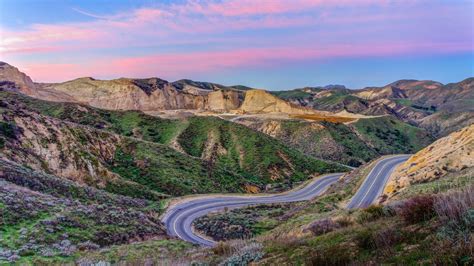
[0, 91, 347, 197]
[243, 116, 433, 167]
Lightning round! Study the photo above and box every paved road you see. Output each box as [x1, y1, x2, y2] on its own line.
[346, 154, 410, 209]
[162, 155, 409, 246]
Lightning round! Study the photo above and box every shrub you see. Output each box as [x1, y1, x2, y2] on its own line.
[212, 241, 233, 256]
[435, 187, 474, 246]
[357, 205, 385, 224]
[334, 216, 353, 227]
[0, 121, 17, 139]
[398, 195, 436, 224]
[355, 228, 375, 250]
[373, 228, 401, 252]
[381, 204, 397, 217]
[308, 244, 354, 266]
[434, 187, 474, 225]
[221, 242, 264, 265]
[305, 218, 341, 236]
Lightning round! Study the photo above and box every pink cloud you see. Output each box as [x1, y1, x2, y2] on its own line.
[19, 40, 472, 83]
[2, 0, 472, 84]
[0, 0, 428, 55]
[172, 0, 391, 17]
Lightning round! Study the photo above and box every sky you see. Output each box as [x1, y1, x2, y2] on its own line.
[0, 0, 473, 90]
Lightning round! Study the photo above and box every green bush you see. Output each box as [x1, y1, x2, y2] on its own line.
[355, 228, 375, 250]
[0, 121, 16, 139]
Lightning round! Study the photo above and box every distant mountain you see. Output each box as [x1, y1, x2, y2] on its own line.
[0, 62, 365, 122]
[274, 78, 474, 136]
[1, 61, 472, 137]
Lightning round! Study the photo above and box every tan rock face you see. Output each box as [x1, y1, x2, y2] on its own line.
[37, 77, 243, 112]
[0, 61, 372, 119]
[239, 89, 318, 114]
[384, 124, 474, 197]
[206, 90, 240, 112]
[38, 78, 209, 111]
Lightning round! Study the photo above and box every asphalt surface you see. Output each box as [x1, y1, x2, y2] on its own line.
[162, 155, 409, 246]
[346, 155, 410, 209]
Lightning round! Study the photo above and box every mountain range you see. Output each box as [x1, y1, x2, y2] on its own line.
[2, 61, 472, 137]
[0, 61, 472, 264]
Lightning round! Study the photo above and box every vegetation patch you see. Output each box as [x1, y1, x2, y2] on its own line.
[259, 185, 474, 265]
[193, 203, 293, 241]
[0, 160, 167, 264]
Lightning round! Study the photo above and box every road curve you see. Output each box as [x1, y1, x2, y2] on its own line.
[162, 155, 409, 246]
[162, 173, 342, 246]
[346, 154, 410, 209]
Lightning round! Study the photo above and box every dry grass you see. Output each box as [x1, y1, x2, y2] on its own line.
[398, 195, 436, 224]
[304, 218, 341, 236]
[435, 186, 474, 225]
[290, 114, 356, 123]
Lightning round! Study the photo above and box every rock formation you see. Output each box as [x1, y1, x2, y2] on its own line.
[384, 124, 474, 197]
[0, 62, 38, 96]
[239, 89, 321, 115]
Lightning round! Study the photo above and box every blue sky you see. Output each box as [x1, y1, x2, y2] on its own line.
[0, 0, 473, 90]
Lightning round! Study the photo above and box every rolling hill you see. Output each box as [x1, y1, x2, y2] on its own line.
[273, 78, 474, 137]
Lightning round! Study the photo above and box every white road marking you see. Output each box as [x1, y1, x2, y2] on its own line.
[163, 156, 409, 246]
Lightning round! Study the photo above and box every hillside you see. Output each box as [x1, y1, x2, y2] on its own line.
[0, 61, 245, 112]
[184, 154, 473, 265]
[237, 116, 433, 166]
[0, 158, 170, 263]
[0, 62, 371, 122]
[383, 124, 474, 199]
[0, 90, 347, 195]
[273, 78, 474, 136]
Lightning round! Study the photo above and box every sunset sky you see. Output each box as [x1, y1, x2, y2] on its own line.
[1, 0, 473, 90]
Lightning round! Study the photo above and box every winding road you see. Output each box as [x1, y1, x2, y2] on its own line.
[162, 155, 409, 246]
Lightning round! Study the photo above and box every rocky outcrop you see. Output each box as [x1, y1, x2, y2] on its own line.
[384, 124, 474, 197]
[0, 62, 245, 112]
[207, 89, 240, 112]
[39, 77, 210, 111]
[1, 107, 120, 187]
[0, 62, 38, 96]
[239, 89, 322, 115]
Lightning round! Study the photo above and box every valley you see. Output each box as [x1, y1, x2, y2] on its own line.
[0, 62, 472, 264]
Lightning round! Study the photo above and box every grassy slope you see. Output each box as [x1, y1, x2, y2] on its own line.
[178, 117, 346, 186]
[0, 93, 251, 198]
[353, 116, 433, 154]
[0, 159, 167, 264]
[271, 90, 313, 101]
[0, 91, 347, 195]
[269, 116, 432, 167]
[259, 187, 473, 265]
[109, 138, 248, 196]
